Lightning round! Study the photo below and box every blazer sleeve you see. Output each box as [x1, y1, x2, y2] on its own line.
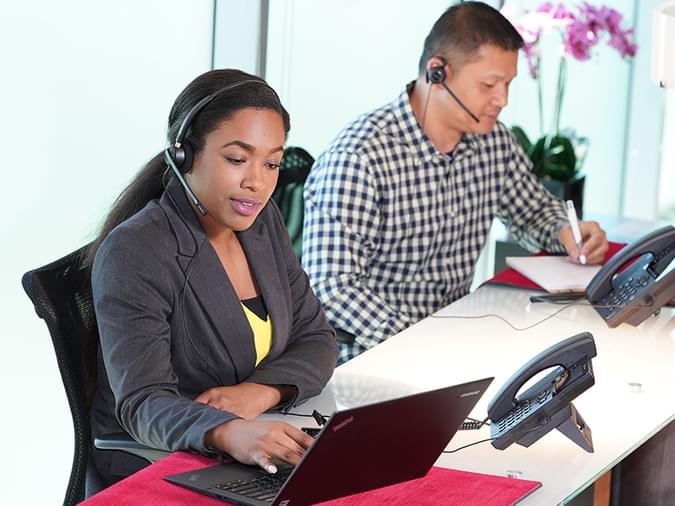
[92, 225, 237, 453]
[246, 202, 338, 405]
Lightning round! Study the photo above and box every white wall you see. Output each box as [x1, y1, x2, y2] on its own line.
[0, 1, 213, 504]
[212, 0, 266, 75]
[658, 90, 675, 216]
[621, 0, 670, 219]
[265, 0, 454, 157]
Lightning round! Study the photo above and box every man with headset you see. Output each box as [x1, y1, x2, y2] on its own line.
[302, 1, 608, 364]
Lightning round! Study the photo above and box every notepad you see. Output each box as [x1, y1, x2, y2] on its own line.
[505, 256, 601, 293]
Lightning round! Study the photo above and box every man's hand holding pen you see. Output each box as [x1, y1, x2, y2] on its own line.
[558, 219, 608, 265]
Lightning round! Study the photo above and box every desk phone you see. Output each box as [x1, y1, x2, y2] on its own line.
[586, 225, 675, 327]
[488, 332, 597, 452]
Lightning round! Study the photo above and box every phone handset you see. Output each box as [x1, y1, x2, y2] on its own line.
[487, 332, 597, 452]
[586, 225, 675, 327]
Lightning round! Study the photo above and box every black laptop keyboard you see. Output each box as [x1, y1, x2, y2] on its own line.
[212, 466, 293, 503]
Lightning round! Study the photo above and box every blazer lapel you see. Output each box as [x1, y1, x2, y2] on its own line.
[186, 245, 257, 374]
[238, 217, 290, 363]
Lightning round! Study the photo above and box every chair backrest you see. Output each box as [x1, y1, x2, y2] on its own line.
[272, 146, 314, 259]
[22, 245, 98, 506]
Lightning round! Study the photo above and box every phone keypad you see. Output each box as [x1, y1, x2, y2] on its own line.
[598, 269, 652, 319]
[497, 388, 553, 434]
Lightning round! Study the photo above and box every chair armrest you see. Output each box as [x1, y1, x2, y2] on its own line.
[94, 433, 170, 464]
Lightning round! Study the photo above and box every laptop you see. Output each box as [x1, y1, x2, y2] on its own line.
[165, 377, 493, 505]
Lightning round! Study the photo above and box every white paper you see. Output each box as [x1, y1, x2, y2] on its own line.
[506, 256, 601, 293]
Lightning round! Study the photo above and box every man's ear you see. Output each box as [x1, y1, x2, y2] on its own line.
[427, 56, 447, 72]
[426, 56, 448, 84]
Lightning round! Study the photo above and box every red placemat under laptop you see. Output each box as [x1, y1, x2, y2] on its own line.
[80, 451, 542, 506]
[486, 241, 626, 291]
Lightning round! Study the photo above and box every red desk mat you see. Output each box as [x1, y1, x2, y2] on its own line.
[486, 241, 626, 291]
[80, 451, 542, 506]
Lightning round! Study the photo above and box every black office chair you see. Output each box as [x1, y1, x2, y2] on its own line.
[273, 146, 314, 259]
[21, 245, 166, 505]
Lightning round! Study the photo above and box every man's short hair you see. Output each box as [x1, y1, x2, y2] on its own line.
[418, 1, 524, 75]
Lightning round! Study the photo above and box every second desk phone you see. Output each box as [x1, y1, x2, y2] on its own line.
[586, 225, 675, 327]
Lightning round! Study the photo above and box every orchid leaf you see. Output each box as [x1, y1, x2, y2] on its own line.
[515, 131, 578, 181]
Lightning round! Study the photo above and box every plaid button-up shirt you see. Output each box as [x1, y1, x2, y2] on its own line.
[303, 86, 568, 363]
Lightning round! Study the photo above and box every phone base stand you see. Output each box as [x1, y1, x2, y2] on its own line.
[516, 402, 594, 453]
[554, 403, 593, 453]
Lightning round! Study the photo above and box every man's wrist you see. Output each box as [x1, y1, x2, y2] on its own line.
[555, 218, 570, 239]
[555, 218, 571, 251]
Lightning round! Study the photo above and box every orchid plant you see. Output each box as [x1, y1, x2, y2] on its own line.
[504, 2, 637, 181]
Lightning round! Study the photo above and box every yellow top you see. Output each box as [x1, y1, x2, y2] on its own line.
[241, 302, 272, 366]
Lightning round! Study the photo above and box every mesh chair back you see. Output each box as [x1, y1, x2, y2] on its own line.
[272, 146, 314, 259]
[22, 245, 98, 506]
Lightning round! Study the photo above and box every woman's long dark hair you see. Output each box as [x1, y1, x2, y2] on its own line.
[84, 69, 290, 268]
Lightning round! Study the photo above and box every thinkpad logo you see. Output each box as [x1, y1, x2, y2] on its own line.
[332, 415, 354, 432]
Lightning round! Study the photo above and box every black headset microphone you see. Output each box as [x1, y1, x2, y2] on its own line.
[164, 78, 267, 217]
[164, 149, 207, 216]
[426, 64, 481, 124]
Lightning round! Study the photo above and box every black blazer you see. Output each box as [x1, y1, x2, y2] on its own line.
[90, 179, 337, 475]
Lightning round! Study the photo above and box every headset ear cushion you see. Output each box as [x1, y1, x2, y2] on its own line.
[172, 141, 194, 173]
[428, 66, 446, 84]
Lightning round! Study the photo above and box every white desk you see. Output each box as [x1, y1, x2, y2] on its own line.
[282, 285, 675, 505]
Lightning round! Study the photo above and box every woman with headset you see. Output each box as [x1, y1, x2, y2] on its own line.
[87, 69, 337, 486]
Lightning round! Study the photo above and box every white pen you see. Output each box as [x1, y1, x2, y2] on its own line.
[565, 200, 586, 265]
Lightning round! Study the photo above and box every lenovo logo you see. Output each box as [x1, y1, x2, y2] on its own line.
[460, 390, 481, 398]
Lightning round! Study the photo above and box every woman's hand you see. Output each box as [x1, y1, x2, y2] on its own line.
[558, 220, 608, 265]
[195, 382, 291, 419]
[205, 419, 314, 473]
